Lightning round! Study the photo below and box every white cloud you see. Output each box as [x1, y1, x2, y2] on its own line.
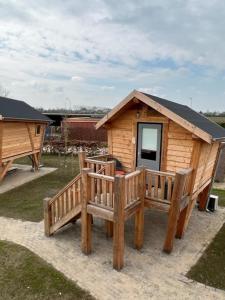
[0, 0, 225, 110]
[101, 85, 115, 90]
[71, 76, 83, 81]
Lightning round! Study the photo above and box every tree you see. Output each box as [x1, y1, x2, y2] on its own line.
[0, 84, 10, 97]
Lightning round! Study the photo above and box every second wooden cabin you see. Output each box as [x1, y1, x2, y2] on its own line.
[0, 96, 51, 181]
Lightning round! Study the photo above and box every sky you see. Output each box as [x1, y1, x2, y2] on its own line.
[0, 0, 225, 111]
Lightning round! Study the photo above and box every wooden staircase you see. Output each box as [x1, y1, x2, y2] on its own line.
[44, 173, 82, 236]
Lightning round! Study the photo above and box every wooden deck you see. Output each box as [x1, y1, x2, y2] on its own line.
[44, 152, 193, 270]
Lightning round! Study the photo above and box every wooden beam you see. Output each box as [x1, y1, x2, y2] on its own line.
[1, 150, 39, 163]
[32, 153, 39, 171]
[81, 168, 92, 255]
[43, 197, 52, 237]
[198, 142, 224, 211]
[134, 167, 145, 250]
[38, 124, 46, 163]
[182, 140, 202, 234]
[198, 183, 211, 211]
[87, 204, 114, 221]
[105, 221, 113, 238]
[0, 160, 13, 181]
[26, 123, 35, 152]
[78, 151, 87, 171]
[163, 170, 187, 253]
[113, 175, 125, 270]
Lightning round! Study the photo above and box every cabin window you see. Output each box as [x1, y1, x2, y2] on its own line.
[35, 125, 41, 135]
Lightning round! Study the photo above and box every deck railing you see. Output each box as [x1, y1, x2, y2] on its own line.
[88, 172, 115, 210]
[44, 151, 194, 269]
[125, 170, 142, 207]
[44, 174, 82, 236]
[85, 158, 115, 176]
[145, 169, 175, 204]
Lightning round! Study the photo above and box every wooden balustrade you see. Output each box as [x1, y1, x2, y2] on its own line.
[87, 172, 115, 210]
[45, 151, 195, 267]
[180, 168, 193, 197]
[145, 169, 175, 204]
[44, 174, 82, 236]
[88, 154, 111, 161]
[125, 170, 141, 207]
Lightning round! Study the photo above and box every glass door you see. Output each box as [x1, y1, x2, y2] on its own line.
[137, 123, 162, 170]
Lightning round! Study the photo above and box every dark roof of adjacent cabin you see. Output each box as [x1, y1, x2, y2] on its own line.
[142, 92, 225, 140]
[0, 96, 51, 123]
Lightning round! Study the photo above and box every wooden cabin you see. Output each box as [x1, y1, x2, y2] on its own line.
[44, 90, 225, 270]
[96, 90, 225, 199]
[0, 96, 51, 181]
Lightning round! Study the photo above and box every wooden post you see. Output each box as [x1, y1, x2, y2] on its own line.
[32, 153, 39, 171]
[198, 183, 211, 211]
[134, 167, 145, 250]
[81, 168, 92, 255]
[105, 221, 113, 238]
[198, 143, 225, 211]
[175, 206, 188, 239]
[0, 160, 13, 181]
[163, 170, 186, 253]
[113, 175, 125, 270]
[43, 197, 51, 237]
[181, 140, 202, 234]
[78, 151, 87, 172]
[105, 160, 115, 238]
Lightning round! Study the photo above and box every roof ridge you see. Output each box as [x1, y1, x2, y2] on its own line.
[140, 91, 188, 108]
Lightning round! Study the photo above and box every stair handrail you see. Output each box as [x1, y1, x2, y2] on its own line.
[48, 173, 81, 205]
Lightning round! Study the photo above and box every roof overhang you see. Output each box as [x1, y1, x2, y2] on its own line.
[96, 90, 213, 144]
[0, 117, 51, 124]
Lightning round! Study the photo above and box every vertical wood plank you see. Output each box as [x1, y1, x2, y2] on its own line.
[43, 197, 52, 236]
[113, 175, 125, 270]
[81, 168, 92, 254]
[160, 176, 166, 200]
[134, 168, 145, 250]
[154, 175, 159, 198]
[148, 173, 152, 197]
[78, 151, 86, 172]
[167, 176, 172, 201]
[163, 171, 186, 253]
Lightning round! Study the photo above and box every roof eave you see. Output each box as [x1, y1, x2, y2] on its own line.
[2, 117, 51, 123]
[212, 137, 225, 142]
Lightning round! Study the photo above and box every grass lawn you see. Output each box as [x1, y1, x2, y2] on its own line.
[0, 154, 80, 222]
[212, 188, 225, 207]
[187, 223, 225, 291]
[0, 240, 93, 300]
[187, 188, 225, 291]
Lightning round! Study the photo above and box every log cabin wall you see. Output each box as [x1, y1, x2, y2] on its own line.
[166, 121, 194, 173]
[1, 121, 45, 160]
[193, 141, 219, 194]
[107, 103, 194, 173]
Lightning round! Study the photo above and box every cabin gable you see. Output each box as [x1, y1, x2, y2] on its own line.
[107, 103, 195, 173]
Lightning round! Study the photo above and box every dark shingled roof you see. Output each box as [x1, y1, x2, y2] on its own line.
[141, 92, 225, 140]
[0, 96, 51, 123]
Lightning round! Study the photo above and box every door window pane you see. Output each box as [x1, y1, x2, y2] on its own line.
[142, 128, 157, 151]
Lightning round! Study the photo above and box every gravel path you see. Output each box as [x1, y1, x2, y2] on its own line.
[0, 208, 225, 299]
